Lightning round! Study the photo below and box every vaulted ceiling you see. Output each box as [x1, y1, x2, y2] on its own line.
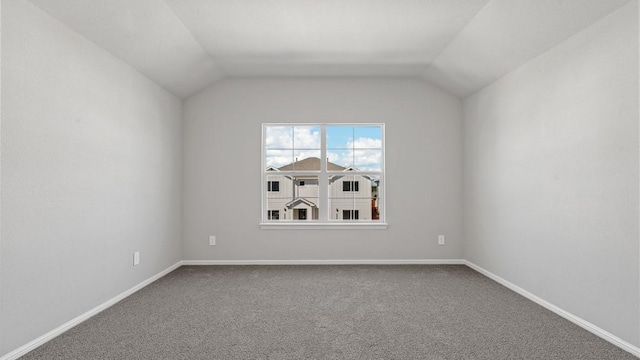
[27, 0, 632, 99]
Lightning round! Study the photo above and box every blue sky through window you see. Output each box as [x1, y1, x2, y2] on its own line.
[327, 126, 382, 171]
[265, 125, 382, 171]
[327, 126, 382, 149]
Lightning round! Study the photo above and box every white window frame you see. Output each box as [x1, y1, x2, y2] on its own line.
[260, 123, 387, 230]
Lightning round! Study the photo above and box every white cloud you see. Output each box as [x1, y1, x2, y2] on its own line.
[265, 128, 381, 170]
[348, 137, 382, 149]
[264, 127, 292, 149]
[328, 137, 382, 171]
[265, 126, 320, 149]
[265, 126, 321, 168]
[265, 149, 292, 168]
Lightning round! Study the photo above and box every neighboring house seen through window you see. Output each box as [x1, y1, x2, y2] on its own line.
[262, 124, 385, 227]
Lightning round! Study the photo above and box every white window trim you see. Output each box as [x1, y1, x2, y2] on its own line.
[259, 222, 388, 230]
[260, 123, 387, 230]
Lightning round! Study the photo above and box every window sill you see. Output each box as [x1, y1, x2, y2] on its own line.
[259, 222, 388, 230]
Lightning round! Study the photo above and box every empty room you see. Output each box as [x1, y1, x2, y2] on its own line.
[1, 0, 639, 359]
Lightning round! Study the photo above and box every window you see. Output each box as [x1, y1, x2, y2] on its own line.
[262, 124, 386, 228]
[267, 181, 279, 192]
[342, 181, 359, 192]
[343, 210, 359, 220]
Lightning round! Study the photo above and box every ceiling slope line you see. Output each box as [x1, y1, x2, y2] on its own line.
[159, 0, 227, 89]
[469, 0, 636, 99]
[420, 0, 492, 81]
[27, 0, 227, 99]
[23, 0, 179, 98]
[461, 0, 637, 100]
[423, 0, 634, 98]
[154, 0, 225, 98]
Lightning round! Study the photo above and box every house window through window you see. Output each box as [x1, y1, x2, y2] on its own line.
[342, 181, 359, 192]
[262, 124, 385, 227]
[267, 181, 279, 192]
[268, 210, 280, 220]
[343, 210, 359, 220]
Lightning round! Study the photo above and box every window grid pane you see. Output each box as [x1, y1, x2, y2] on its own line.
[264, 124, 383, 223]
[328, 174, 380, 222]
[266, 174, 319, 221]
[265, 126, 321, 170]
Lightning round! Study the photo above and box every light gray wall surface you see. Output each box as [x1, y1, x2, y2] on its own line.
[183, 78, 462, 261]
[1, 0, 183, 355]
[463, 2, 640, 346]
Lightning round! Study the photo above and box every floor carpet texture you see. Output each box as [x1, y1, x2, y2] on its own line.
[21, 265, 636, 359]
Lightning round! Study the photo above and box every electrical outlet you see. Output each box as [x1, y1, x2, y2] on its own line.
[209, 235, 216, 246]
[133, 251, 140, 266]
[438, 235, 445, 246]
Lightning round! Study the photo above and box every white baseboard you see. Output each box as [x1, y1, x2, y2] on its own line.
[464, 260, 640, 358]
[182, 259, 466, 266]
[0, 261, 184, 360]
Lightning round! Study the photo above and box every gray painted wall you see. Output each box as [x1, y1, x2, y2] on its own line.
[463, 2, 640, 346]
[182, 78, 463, 261]
[0, 0, 183, 355]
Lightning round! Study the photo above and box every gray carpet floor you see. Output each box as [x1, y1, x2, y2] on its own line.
[21, 265, 636, 359]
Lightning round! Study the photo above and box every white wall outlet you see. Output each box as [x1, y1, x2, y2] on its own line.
[133, 251, 140, 266]
[438, 235, 445, 246]
[209, 235, 216, 246]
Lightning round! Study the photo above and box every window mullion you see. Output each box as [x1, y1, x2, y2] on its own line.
[262, 125, 266, 221]
[319, 125, 328, 222]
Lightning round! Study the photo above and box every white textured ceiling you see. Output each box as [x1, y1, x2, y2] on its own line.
[27, 0, 632, 99]
[26, 0, 223, 98]
[423, 0, 633, 96]
[163, 0, 488, 70]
